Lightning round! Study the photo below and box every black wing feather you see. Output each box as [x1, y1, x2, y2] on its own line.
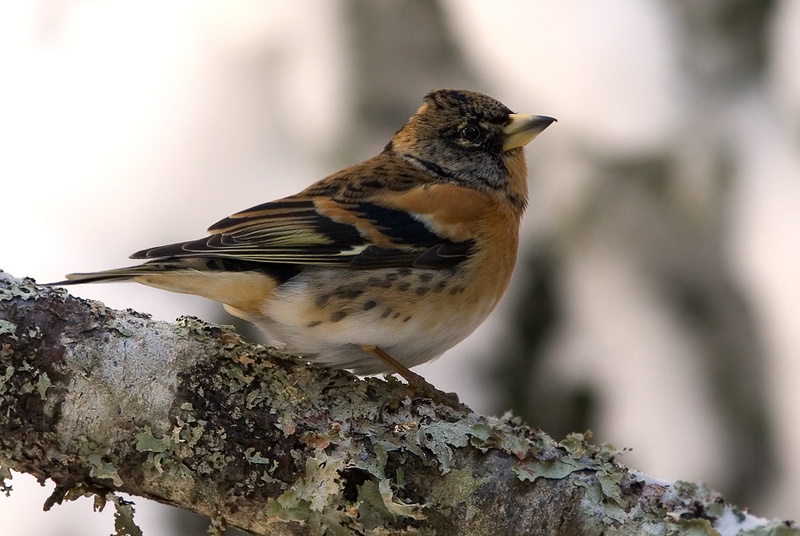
[131, 198, 474, 270]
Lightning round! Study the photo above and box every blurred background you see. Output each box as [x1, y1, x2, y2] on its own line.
[1, 1, 799, 533]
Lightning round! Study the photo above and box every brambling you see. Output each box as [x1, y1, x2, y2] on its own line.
[58, 89, 555, 402]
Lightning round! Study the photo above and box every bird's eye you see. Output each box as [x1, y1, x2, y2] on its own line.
[459, 125, 481, 142]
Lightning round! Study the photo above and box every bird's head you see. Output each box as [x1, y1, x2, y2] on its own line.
[388, 89, 555, 194]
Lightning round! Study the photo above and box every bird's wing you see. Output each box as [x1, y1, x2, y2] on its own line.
[131, 160, 479, 270]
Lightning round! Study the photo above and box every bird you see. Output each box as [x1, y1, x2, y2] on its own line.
[56, 89, 555, 403]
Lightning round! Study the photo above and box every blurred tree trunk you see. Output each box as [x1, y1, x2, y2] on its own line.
[489, 0, 778, 508]
[340, 0, 478, 160]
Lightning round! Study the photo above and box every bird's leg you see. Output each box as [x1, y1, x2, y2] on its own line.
[361, 344, 427, 385]
[361, 345, 461, 408]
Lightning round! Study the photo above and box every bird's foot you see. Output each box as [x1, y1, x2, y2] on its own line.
[362, 344, 465, 411]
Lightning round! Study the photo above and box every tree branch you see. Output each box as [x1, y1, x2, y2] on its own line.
[0, 270, 795, 535]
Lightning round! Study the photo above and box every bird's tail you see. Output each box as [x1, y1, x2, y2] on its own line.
[49, 258, 285, 319]
[50, 260, 198, 286]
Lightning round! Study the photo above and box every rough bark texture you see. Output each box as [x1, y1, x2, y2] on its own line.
[0, 270, 795, 536]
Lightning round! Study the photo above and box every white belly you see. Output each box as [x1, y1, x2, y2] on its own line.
[248, 266, 502, 375]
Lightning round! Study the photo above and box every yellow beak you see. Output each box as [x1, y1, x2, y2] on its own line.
[502, 114, 556, 152]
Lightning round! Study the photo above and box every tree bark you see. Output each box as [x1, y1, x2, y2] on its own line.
[0, 271, 795, 536]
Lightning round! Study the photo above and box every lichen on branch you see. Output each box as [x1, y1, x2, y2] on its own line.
[0, 271, 795, 536]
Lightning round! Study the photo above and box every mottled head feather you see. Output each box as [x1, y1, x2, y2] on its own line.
[390, 89, 519, 192]
[423, 89, 514, 124]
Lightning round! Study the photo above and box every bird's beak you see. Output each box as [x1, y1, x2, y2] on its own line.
[502, 114, 557, 152]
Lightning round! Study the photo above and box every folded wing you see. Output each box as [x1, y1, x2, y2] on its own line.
[132, 197, 475, 270]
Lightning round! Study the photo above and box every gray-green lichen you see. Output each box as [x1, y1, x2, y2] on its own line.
[0, 319, 17, 339]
